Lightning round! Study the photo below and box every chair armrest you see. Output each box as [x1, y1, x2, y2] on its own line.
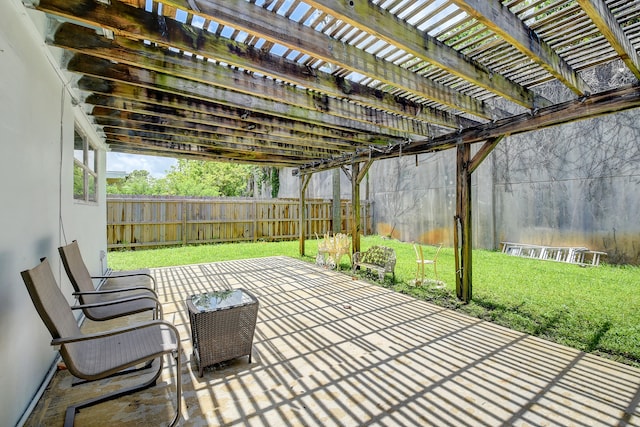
[73, 286, 158, 299]
[51, 319, 178, 346]
[71, 295, 163, 318]
[92, 272, 157, 291]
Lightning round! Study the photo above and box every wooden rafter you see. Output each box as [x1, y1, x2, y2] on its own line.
[96, 118, 340, 158]
[20, 0, 640, 169]
[297, 83, 640, 173]
[67, 56, 405, 137]
[577, 0, 640, 80]
[90, 106, 359, 150]
[84, 94, 373, 146]
[452, 0, 592, 96]
[37, 0, 491, 119]
[303, 0, 552, 110]
[51, 23, 470, 131]
[180, 0, 490, 118]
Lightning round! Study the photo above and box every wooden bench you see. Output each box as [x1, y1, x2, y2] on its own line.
[352, 245, 396, 281]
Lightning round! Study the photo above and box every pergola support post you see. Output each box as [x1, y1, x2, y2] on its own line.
[351, 162, 361, 254]
[332, 168, 341, 234]
[454, 136, 504, 302]
[348, 160, 374, 255]
[455, 143, 472, 303]
[299, 173, 311, 256]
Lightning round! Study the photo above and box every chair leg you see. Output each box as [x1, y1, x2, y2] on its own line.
[170, 349, 182, 427]
[416, 262, 424, 284]
[64, 357, 165, 427]
[71, 360, 155, 386]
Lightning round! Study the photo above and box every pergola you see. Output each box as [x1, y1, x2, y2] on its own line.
[28, 0, 640, 301]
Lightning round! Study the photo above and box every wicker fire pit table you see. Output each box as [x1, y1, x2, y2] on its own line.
[186, 288, 259, 377]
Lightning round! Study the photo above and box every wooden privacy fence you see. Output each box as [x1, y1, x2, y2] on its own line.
[107, 196, 372, 250]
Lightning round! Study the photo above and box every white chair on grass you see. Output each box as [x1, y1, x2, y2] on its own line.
[414, 243, 442, 284]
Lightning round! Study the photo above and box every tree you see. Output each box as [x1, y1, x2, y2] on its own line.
[107, 169, 161, 195]
[162, 160, 254, 197]
[107, 160, 264, 197]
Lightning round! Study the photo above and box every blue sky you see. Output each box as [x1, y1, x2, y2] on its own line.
[107, 152, 177, 178]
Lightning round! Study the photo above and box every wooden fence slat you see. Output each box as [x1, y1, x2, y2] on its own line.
[106, 196, 371, 249]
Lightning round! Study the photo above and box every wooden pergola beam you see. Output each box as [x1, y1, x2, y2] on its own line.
[349, 159, 373, 254]
[304, 0, 552, 110]
[100, 125, 333, 159]
[452, 0, 592, 96]
[51, 22, 472, 130]
[91, 110, 350, 153]
[34, 0, 492, 120]
[453, 135, 505, 302]
[577, 0, 640, 80]
[297, 83, 640, 173]
[107, 142, 289, 165]
[469, 136, 505, 174]
[67, 54, 411, 137]
[103, 129, 308, 164]
[84, 94, 378, 146]
[158, 0, 494, 119]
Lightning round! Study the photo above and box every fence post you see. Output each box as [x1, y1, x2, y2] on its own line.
[106, 195, 370, 250]
[182, 200, 188, 246]
[253, 199, 257, 242]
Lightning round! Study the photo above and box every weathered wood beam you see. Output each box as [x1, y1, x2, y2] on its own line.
[104, 127, 312, 159]
[108, 143, 292, 165]
[351, 161, 361, 254]
[332, 168, 341, 234]
[299, 173, 312, 255]
[160, 0, 493, 119]
[67, 54, 413, 137]
[51, 22, 471, 130]
[577, 0, 640, 80]
[455, 143, 472, 303]
[343, 158, 373, 254]
[304, 0, 551, 110]
[468, 136, 504, 174]
[452, 0, 592, 96]
[104, 130, 307, 164]
[91, 107, 353, 152]
[97, 118, 337, 158]
[33, 0, 491, 119]
[296, 83, 640, 173]
[84, 93, 378, 147]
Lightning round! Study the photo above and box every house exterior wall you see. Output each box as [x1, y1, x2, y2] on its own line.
[1, 2, 107, 425]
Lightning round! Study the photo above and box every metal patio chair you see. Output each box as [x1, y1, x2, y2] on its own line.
[59, 240, 162, 320]
[414, 243, 442, 284]
[20, 258, 182, 427]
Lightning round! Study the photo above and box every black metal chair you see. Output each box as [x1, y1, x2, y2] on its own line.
[20, 258, 182, 426]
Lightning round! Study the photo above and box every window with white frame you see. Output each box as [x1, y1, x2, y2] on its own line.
[73, 127, 98, 202]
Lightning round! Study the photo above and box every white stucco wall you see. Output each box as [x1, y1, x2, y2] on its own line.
[0, 1, 107, 425]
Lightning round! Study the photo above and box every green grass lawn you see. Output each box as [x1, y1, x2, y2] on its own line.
[108, 235, 640, 367]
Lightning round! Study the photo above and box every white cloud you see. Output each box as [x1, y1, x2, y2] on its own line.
[107, 152, 177, 178]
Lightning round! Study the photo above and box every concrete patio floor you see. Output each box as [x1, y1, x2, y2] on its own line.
[25, 256, 640, 426]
